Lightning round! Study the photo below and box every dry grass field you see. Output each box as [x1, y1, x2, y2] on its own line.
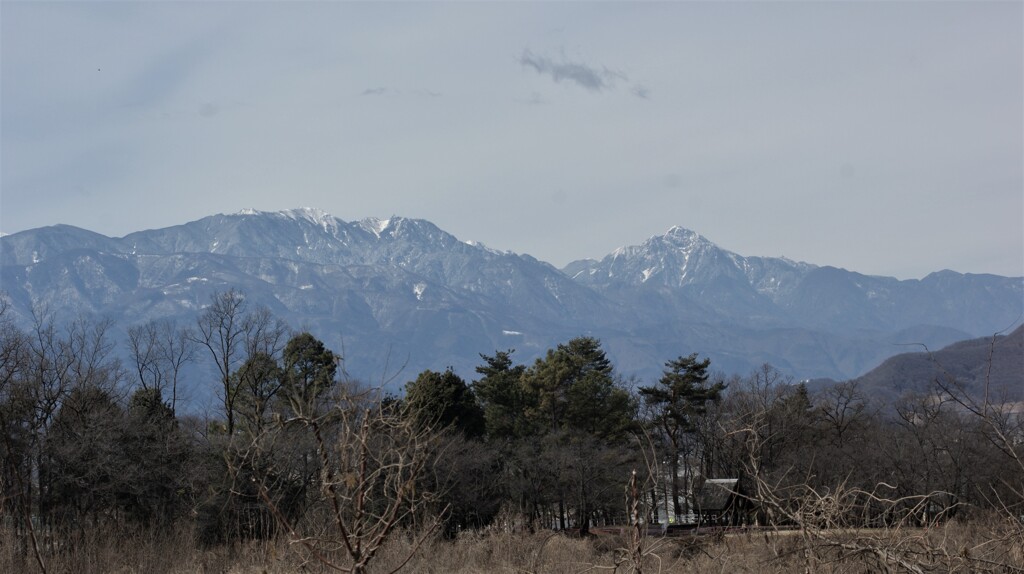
[3, 516, 1021, 574]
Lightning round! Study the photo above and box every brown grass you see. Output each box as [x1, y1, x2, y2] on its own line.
[2, 517, 1021, 574]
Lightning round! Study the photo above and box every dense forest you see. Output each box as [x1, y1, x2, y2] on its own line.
[1, 290, 1021, 573]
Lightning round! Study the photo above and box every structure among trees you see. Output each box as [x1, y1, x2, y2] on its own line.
[693, 478, 750, 527]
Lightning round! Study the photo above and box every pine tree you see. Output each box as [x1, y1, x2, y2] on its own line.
[404, 368, 484, 438]
[640, 353, 725, 520]
[280, 333, 337, 417]
[472, 350, 529, 440]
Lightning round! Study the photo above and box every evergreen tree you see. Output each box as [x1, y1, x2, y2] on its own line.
[280, 333, 337, 417]
[520, 337, 637, 533]
[639, 353, 724, 519]
[524, 336, 620, 434]
[45, 384, 124, 529]
[404, 368, 484, 438]
[233, 351, 282, 434]
[121, 387, 190, 528]
[472, 350, 529, 440]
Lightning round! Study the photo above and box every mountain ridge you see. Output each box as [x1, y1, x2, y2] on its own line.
[2, 208, 1020, 408]
[822, 325, 1024, 407]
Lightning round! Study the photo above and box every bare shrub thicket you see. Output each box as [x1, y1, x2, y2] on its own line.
[707, 332, 1023, 573]
[236, 385, 445, 574]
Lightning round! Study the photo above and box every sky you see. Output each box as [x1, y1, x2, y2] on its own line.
[2, 1, 1022, 280]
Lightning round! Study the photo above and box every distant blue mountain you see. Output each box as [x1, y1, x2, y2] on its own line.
[2, 208, 1020, 409]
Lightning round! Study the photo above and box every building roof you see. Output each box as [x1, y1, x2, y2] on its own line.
[694, 478, 740, 512]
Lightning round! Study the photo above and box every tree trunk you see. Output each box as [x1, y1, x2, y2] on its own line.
[650, 488, 659, 523]
[670, 448, 682, 520]
[578, 481, 590, 535]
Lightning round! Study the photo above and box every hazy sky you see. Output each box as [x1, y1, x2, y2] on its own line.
[2, 1, 1022, 279]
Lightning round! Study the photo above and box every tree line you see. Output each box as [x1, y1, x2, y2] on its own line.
[1, 290, 1021, 572]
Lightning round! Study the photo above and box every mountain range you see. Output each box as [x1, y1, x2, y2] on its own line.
[2, 208, 1021, 408]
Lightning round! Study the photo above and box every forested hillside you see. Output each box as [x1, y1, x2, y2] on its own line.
[841, 325, 1024, 406]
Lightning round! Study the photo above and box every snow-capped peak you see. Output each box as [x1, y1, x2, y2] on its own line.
[463, 239, 508, 257]
[281, 207, 334, 223]
[359, 217, 393, 237]
[235, 207, 335, 223]
[233, 208, 340, 234]
[665, 225, 697, 236]
[280, 208, 339, 234]
[662, 226, 704, 246]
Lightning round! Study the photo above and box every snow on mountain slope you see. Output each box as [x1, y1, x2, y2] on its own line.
[1, 210, 1020, 408]
[565, 225, 1021, 336]
[567, 226, 815, 296]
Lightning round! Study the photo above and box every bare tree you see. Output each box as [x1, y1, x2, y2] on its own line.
[127, 318, 194, 415]
[0, 304, 129, 571]
[817, 380, 870, 448]
[930, 331, 1024, 569]
[195, 289, 288, 436]
[240, 385, 445, 574]
[715, 364, 815, 525]
[196, 289, 248, 436]
[0, 298, 47, 573]
[714, 346, 1024, 573]
[241, 305, 289, 365]
[617, 429, 682, 574]
[63, 315, 124, 397]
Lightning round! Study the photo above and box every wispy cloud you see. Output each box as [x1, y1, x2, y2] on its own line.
[631, 84, 651, 99]
[519, 92, 547, 106]
[199, 102, 220, 117]
[360, 87, 440, 98]
[519, 49, 625, 92]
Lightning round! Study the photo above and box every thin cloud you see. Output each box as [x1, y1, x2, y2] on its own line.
[360, 87, 440, 98]
[515, 92, 548, 106]
[631, 84, 651, 99]
[198, 102, 220, 117]
[520, 49, 625, 92]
